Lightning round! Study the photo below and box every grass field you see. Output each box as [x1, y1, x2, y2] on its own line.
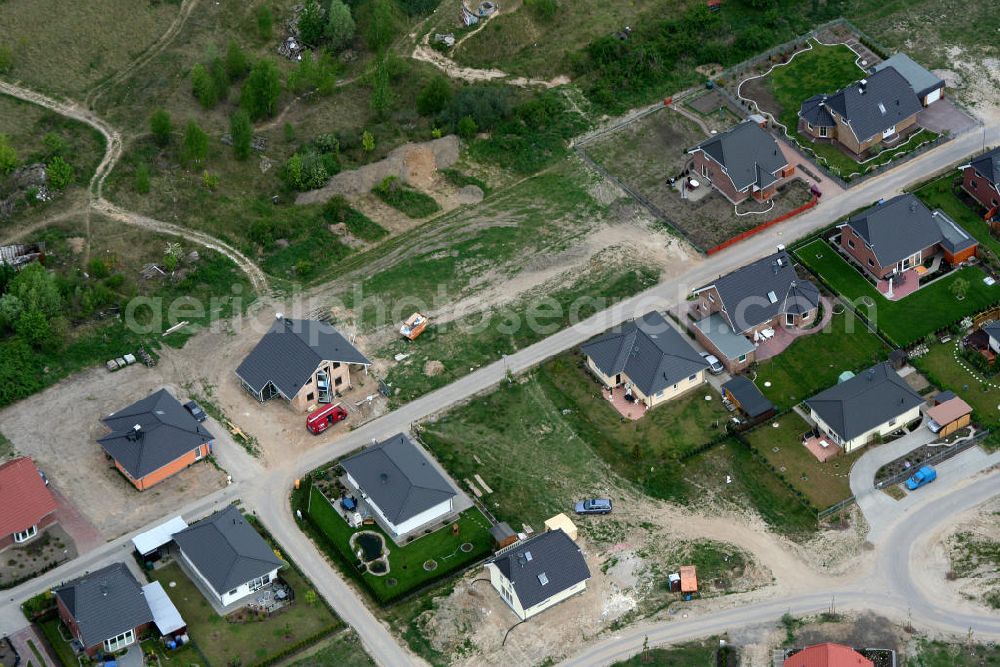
[283, 630, 376, 667]
[149, 561, 340, 667]
[912, 342, 1000, 427]
[915, 175, 1000, 257]
[756, 310, 889, 408]
[372, 178, 442, 218]
[909, 639, 1000, 667]
[421, 356, 818, 538]
[381, 262, 659, 403]
[768, 41, 863, 131]
[302, 484, 492, 604]
[37, 617, 77, 667]
[744, 413, 861, 509]
[795, 239, 1000, 346]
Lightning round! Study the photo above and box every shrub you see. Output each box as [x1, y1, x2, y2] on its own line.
[438, 84, 511, 131]
[525, 0, 557, 21]
[362, 0, 398, 52]
[225, 39, 250, 81]
[0, 134, 17, 174]
[134, 163, 151, 194]
[191, 63, 218, 108]
[149, 109, 172, 147]
[456, 115, 477, 139]
[241, 60, 281, 120]
[230, 110, 253, 160]
[298, 0, 327, 46]
[280, 151, 333, 191]
[255, 6, 273, 40]
[181, 121, 209, 167]
[46, 156, 75, 190]
[416, 75, 452, 116]
[326, 0, 356, 52]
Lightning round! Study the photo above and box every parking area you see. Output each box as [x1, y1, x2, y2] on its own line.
[0, 368, 227, 542]
[917, 98, 980, 136]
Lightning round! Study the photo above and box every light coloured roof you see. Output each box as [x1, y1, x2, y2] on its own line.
[132, 516, 189, 556]
[142, 581, 185, 635]
[694, 314, 755, 360]
[926, 397, 972, 425]
[874, 54, 944, 97]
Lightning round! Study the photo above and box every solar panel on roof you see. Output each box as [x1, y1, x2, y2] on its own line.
[538, 572, 549, 585]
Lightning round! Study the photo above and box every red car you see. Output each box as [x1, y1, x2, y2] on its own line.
[306, 404, 348, 435]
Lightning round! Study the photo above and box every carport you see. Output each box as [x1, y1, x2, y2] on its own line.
[132, 516, 188, 560]
[142, 581, 187, 637]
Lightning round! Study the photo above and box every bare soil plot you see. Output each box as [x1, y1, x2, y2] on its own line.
[0, 370, 227, 541]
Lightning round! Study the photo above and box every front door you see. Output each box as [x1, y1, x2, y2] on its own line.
[786, 313, 794, 327]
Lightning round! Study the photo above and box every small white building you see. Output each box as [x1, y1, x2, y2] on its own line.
[340, 433, 457, 538]
[485, 529, 591, 621]
[172, 505, 284, 608]
[805, 362, 924, 452]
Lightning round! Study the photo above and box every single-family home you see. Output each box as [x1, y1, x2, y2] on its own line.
[784, 642, 874, 667]
[97, 389, 214, 491]
[961, 147, 1000, 218]
[236, 315, 372, 412]
[0, 457, 58, 551]
[581, 311, 709, 408]
[872, 53, 945, 107]
[172, 505, 285, 608]
[721, 375, 775, 421]
[340, 433, 458, 538]
[691, 250, 820, 373]
[838, 193, 977, 280]
[485, 528, 591, 621]
[926, 396, 973, 436]
[54, 563, 155, 657]
[799, 67, 922, 156]
[686, 120, 794, 204]
[805, 362, 923, 452]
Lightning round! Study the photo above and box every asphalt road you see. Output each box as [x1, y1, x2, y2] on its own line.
[0, 79, 997, 666]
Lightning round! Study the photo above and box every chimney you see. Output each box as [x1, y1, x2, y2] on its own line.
[275, 312, 283, 320]
[858, 79, 868, 94]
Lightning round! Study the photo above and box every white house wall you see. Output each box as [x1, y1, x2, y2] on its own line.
[486, 563, 588, 621]
[811, 404, 922, 452]
[347, 472, 453, 536]
[180, 549, 279, 607]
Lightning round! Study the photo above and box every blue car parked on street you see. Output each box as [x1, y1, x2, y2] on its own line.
[906, 466, 937, 491]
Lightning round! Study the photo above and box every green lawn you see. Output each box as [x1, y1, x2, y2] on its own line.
[421, 356, 818, 539]
[912, 342, 1000, 427]
[372, 177, 442, 219]
[37, 617, 76, 667]
[148, 561, 340, 667]
[744, 413, 862, 509]
[770, 41, 863, 130]
[915, 175, 999, 257]
[795, 238, 1000, 346]
[909, 639, 1000, 667]
[283, 630, 376, 667]
[380, 264, 659, 404]
[302, 486, 492, 604]
[756, 310, 888, 408]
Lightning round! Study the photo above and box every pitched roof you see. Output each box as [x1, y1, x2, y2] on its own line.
[983, 320, 1000, 340]
[722, 375, 775, 418]
[873, 54, 944, 98]
[690, 121, 788, 192]
[800, 94, 835, 127]
[581, 311, 708, 397]
[97, 389, 212, 480]
[784, 642, 874, 667]
[805, 363, 923, 442]
[841, 194, 975, 267]
[0, 457, 57, 536]
[53, 563, 154, 649]
[236, 317, 371, 398]
[807, 67, 922, 142]
[340, 433, 456, 525]
[926, 396, 972, 425]
[968, 147, 1000, 186]
[172, 505, 284, 596]
[490, 529, 591, 610]
[694, 251, 820, 333]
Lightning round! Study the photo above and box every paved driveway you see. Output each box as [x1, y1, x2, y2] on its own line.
[918, 98, 979, 136]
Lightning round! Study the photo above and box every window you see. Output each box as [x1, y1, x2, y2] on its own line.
[688, 374, 697, 381]
[819, 126, 828, 138]
[306, 376, 313, 384]
[306, 392, 315, 401]
[702, 163, 709, 178]
[738, 354, 747, 363]
[104, 629, 135, 653]
[806, 123, 813, 131]
[13, 525, 37, 543]
[334, 376, 343, 387]
[887, 418, 896, 427]
[248, 573, 271, 592]
[847, 238, 855, 249]
[971, 181, 977, 189]
[867, 258, 875, 267]
[332, 362, 341, 369]
[228, 588, 238, 596]
[193, 446, 203, 461]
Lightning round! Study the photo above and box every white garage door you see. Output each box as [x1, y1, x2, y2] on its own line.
[924, 88, 942, 105]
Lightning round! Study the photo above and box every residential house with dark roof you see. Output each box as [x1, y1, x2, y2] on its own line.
[54, 563, 155, 657]
[97, 389, 214, 491]
[0, 456, 58, 551]
[799, 67, 923, 156]
[784, 642, 874, 667]
[485, 528, 591, 620]
[340, 433, 458, 538]
[686, 120, 793, 204]
[872, 53, 945, 107]
[961, 147, 1000, 218]
[690, 250, 820, 373]
[838, 193, 977, 280]
[805, 362, 923, 452]
[580, 311, 709, 409]
[172, 505, 285, 608]
[236, 315, 372, 412]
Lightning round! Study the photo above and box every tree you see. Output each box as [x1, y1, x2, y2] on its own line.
[150, 109, 173, 147]
[41, 133, 68, 157]
[457, 115, 477, 139]
[298, 0, 327, 46]
[0, 263, 63, 329]
[46, 156, 75, 189]
[209, 57, 230, 104]
[304, 590, 318, 606]
[225, 39, 250, 82]
[0, 46, 12, 74]
[255, 6, 274, 40]
[0, 134, 17, 175]
[416, 76, 451, 116]
[181, 121, 209, 166]
[15, 308, 50, 350]
[202, 170, 220, 190]
[241, 60, 282, 120]
[361, 130, 375, 153]
[363, 0, 398, 53]
[230, 110, 253, 160]
[326, 0, 356, 52]
[164, 242, 182, 273]
[191, 63, 219, 108]
[134, 163, 151, 194]
[369, 56, 392, 117]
